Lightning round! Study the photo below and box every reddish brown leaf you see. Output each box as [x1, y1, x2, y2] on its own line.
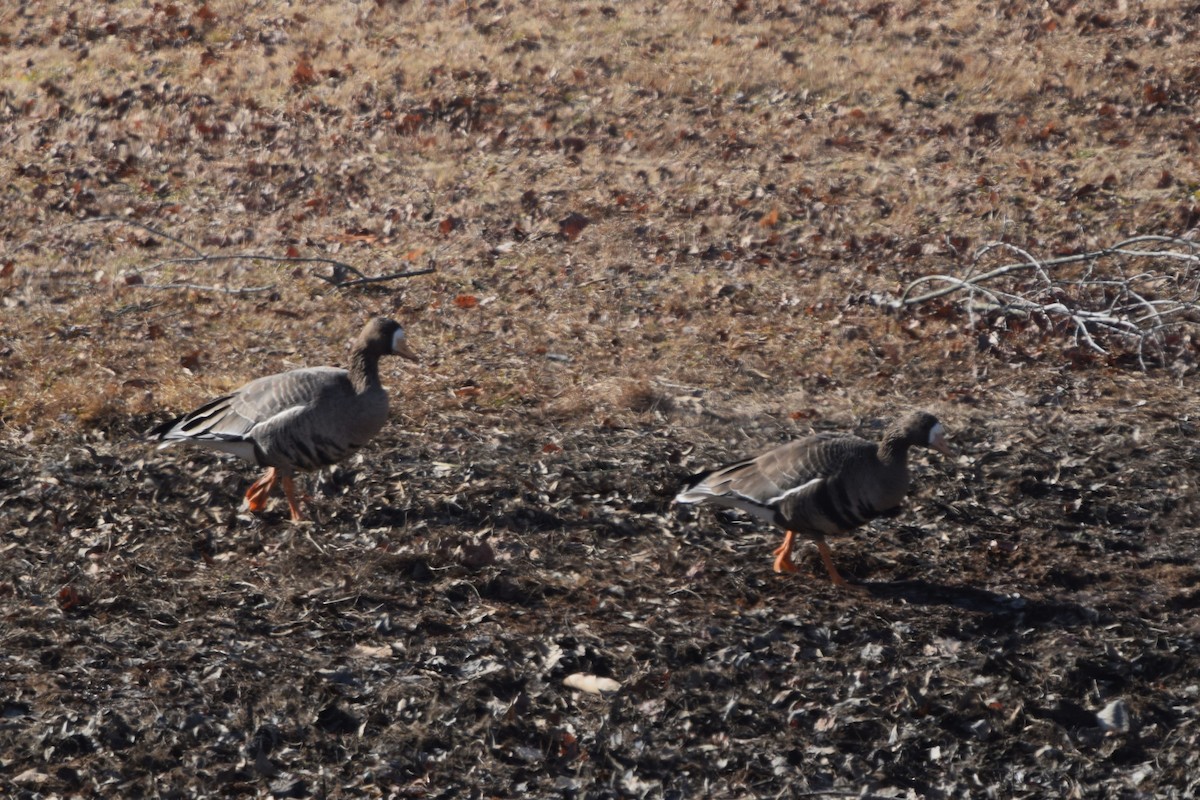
[1035, 122, 1057, 142]
[453, 294, 478, 309]
[453, 385, 482, 397]
[1142, 82, 1168, 105]
[438, 216, 458, 235]
[292, 58, 317, 87]
[558, 212, 590, 241]
[542, 442, 563, 454]
[397, 113, 423, 135]
[285, 245, 300, 258]
[759, 208, 780, 228]
[57, 586, 84, 611]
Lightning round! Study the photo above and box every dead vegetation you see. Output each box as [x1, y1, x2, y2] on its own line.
[3, 1, 1200, 798]
[898, 236, 1200, 370]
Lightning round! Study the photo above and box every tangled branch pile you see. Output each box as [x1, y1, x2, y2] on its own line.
[897, 236, 1200, 370]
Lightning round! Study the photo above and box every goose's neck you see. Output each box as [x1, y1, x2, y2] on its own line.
[877, 434, 911, 467]
[349, 349, 381, 394]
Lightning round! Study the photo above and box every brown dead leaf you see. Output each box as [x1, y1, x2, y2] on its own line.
[1142, 83, 1169, 104]
[397, 113, 424, 135]
[180, 351, 202, 371]
[759, 208, 780, 228]
[558, 212, 590, 241]
[460, 540, 496, 569]
[292, 58, 318, 87]
[438, 216, 458, 235]
[453, 294, 478, 309]
[57, 586, 85, 611]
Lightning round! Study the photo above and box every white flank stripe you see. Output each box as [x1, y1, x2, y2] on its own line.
[765, 477, 823, 506]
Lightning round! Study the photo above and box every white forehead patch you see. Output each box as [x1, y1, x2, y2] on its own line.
[927, 422, 944, 444]
[391, 328, 407, 352]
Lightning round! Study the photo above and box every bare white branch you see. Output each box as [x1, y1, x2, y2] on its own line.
[894, 235, 1200, 369]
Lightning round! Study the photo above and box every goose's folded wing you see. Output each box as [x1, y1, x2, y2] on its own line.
[149, 368, 348, 452]
[678, 434, 866, 503]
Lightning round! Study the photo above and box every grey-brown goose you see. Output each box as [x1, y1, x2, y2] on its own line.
[674, 411, 952, 588]
[149, 317, 417, 521]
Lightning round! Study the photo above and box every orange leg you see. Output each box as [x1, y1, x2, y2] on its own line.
[814, 539, 861, 591]
[280, 475, 308, 522]
[772, 530, 799, 573]
[244, 468, 278, 513]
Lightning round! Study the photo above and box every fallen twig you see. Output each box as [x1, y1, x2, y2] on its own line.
[313, 266, 436, 288]
[130, 282, 275, 295]
[67, 217, 434, 289]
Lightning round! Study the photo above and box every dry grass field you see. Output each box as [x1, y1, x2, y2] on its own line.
[3, 1, 1200, 797]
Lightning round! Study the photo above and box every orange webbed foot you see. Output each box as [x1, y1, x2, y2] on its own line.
[772, 530, 799, 574]
[244, 468, 278, 513]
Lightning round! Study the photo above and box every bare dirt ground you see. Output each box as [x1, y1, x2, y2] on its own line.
[3, 1, 1200, 797]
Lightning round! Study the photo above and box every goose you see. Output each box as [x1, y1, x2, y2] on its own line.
[149, 317, 417, 521]
[674, 411, 952, 588]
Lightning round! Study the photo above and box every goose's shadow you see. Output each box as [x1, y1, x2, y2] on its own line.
[859, 578, 1104, 627]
